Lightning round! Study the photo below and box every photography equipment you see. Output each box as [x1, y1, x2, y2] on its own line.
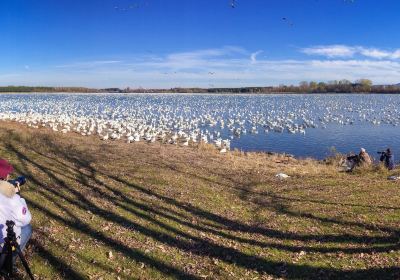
[377, 151, 385, 155]
[347, 155, 359, 162]
[8, 176, 27, 188]
[0, 221, 34, 280]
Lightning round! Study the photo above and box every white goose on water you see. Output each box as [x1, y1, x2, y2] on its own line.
[1, 93, 399, 154]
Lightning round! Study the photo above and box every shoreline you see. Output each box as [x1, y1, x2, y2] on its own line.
[1, 119, 300, 158]
[1, 91, 400, 95]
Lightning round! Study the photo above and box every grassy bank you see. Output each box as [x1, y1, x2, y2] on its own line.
[0, 121, 399, 279]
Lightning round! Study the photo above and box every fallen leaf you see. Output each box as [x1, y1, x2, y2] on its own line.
[107, 251, 113, 259]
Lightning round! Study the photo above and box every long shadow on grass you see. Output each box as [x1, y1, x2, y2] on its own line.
[156, 160, 400, 239]
[30, 239, 87, 280]
[64, 159, 400, 279]
[151, 158, 400, 225]
[22, 145, 400, 255]
[3, 131, 400, 279]
[233, 183, 400, 210]
[5, 143, 200, 280]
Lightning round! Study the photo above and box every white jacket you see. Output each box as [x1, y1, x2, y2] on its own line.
[0, 183, 32, 244]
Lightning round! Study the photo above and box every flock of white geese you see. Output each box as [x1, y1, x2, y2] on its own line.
[0, 93, 399, 153]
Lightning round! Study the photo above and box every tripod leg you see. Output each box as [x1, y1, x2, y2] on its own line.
[0, 244, 14, 278]
[0, 248, 9, 277]
[0, 250, 7, 270]
[15, 246, 34, 280]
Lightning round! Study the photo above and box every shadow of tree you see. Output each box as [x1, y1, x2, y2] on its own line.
[1, 129, 400, 279]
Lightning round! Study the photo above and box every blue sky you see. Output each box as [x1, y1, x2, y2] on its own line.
[1, 0, 400, 88]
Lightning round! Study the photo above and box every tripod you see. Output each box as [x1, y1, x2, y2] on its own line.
[0, 221, 34, 280]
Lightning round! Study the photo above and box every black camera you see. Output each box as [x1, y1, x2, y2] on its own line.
[8, 176, 27, 187]
[347, 155, 359, 161]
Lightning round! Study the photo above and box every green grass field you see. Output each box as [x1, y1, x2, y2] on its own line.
[0, 122, 399, 280]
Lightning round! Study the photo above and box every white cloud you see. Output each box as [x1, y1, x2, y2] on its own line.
[144, 46, 247, 71]
[303, 45, 400, 60]
[302, 45, 356, 58]
[359, 48, 391, 59]
[392, 50, 400, 59]
[250, 50, 263, 63]
[2, 47, 400, 88]
[56, 60, 122, 68]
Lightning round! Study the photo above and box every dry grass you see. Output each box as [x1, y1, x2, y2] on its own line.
[0, 121, 399, 280]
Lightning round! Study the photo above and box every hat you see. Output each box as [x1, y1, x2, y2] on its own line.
[0, 159, 13, 179]
[360, 148, 366, 153]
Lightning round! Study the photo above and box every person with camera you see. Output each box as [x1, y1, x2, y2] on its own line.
[0, 159, 32, 253]
[359, 148, 372, 166]
[379, 148, 395, 170]
[347, 148, 372, 172]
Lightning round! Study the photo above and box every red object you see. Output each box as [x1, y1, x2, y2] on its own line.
[0, 159, 14, 179]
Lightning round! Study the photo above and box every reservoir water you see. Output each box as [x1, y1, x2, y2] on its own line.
[0, 93, 399, 160]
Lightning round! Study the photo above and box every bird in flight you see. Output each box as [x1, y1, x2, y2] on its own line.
[282, 17, 294, 27]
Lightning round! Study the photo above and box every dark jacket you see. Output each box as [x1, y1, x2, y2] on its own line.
[380, 153, 395, 170]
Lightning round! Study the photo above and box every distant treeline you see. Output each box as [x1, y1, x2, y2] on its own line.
[115, 79, 400, 94]
[1, 79, 400, 94]
[0, 86, 99, 93]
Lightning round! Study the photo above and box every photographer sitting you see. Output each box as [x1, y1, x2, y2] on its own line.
[0, 159, 32, 253]
[379, 148, 395, 170]
[359, 148, 372, 166]
[347, 148, 372, 172]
